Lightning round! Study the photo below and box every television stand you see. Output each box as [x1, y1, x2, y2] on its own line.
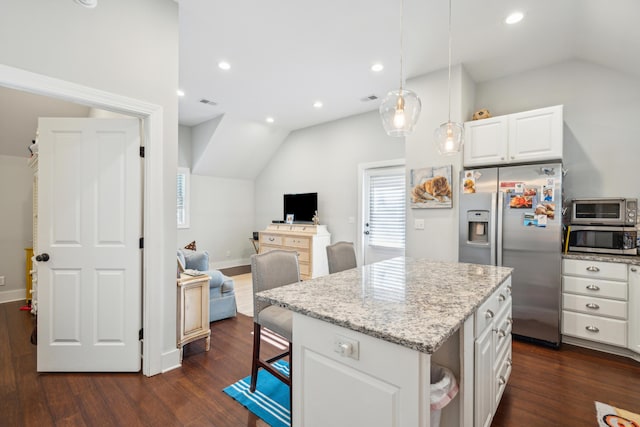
[259, 224, 331, 280]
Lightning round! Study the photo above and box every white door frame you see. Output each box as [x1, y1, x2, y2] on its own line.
[0, 64, 164, 377]
[357, 158, 405, 267]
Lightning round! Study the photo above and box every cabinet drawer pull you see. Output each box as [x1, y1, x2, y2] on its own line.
[586, 284, 600, 291]
[498, 376, 506, 385]
[586, 266, 600, 272]
[506, 285, 512, 295]
[631, 267, 638, 272]
[498, 293, 506, 302]
[268, 237, 275, 242]
[585, 325, 599, 333]
[585, 303, 599, 310]
[485, 309, 494, 319]
[507, 358, 512, 367]
[493, 329, 506, 338]
[507, 317, 513, 325]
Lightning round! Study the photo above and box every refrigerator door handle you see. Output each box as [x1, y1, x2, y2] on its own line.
[497, 191, 504, 266]
[490, 192, 497, 266]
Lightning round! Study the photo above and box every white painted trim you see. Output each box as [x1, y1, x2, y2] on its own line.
[161, 348, 182, 373]
[356, 158, 406, 266]
[0, 64, 164, 377]
[0, 289, 29, 304]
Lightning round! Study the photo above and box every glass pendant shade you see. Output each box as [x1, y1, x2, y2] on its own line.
[380, 89, 422, 137]
[434, 121, 464, 155]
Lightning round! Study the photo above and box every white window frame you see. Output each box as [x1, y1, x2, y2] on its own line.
[177, 167, 190, 229]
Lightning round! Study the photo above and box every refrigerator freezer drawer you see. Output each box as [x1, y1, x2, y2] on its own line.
[562, 311, 627, 347]
[562, 259, 628, 281]
[562, 276, 628, 300]
[562, 294, 627, 320]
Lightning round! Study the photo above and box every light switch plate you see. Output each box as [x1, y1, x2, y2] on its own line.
[414, 219, 425, 230]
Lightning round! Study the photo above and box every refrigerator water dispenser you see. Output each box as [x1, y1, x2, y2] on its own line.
[467, 211, 490, 243]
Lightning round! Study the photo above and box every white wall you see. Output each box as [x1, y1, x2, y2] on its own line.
[177, 175, 255, 269]
[0, 155, 33, 303]
[475, 59, 640, 201]
[404, 65, 468, 261]
[1, 0, 179, 372]
[255, 110, 405, 246]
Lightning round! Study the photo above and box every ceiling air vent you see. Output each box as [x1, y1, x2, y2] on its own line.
[199, 99, 218, 106]
[361, 94, 379, 102]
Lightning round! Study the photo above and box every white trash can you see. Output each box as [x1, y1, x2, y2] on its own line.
[430, 364, 459, 427]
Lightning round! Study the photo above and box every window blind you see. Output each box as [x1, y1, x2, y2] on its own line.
[368, 173, 405, 248]
[177, 168, 189, 228]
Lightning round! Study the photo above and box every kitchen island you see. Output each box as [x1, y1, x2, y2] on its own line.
[257, 257, 513, 427]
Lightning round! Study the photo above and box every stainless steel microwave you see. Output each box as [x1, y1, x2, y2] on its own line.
[571, 198, 637, 226]
[568, 225, 637, 255]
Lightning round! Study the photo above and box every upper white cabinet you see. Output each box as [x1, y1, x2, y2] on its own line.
[464, 105, 563, 167]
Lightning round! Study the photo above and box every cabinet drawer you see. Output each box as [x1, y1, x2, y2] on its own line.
[261, 234, 282, 246]
[285, 236, 310, 249]
[299, 262, 310, 277]
[562, 311, 627, 347]
[563, 276, 627, 300]
[494, 304, 513, 357]
[494, 338, 512, 408]
[563, 259, 627, 281]
[475, 295, 499, 337]
[562, 293, 627, 320]
[297, 250, 310, 263]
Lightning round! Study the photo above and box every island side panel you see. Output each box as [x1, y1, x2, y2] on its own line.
[292, 313, 432, 427]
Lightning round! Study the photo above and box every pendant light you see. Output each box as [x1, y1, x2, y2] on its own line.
[434, 0, 463, 155]
[380, 0, 421, 137]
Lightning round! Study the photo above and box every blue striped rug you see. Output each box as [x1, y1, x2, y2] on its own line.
[223, 361, 290, 427]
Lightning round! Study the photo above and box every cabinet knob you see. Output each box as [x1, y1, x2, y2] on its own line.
[586, 303, 600, 310]
[586, 284, 600, 291]
[586, 266, 600, 272]
[585, 325, 600, 333]
[485, 309, 494, 319]
[631, 267, 638, 272]
[500, 157, 505, 161]
[510, 156, 515, 160]
[507, 358, 513, 367]
[498, 376, 506, 385]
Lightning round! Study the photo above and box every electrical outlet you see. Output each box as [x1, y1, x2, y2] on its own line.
[0, 276, 5, 286]
[334, 334, 359, 360]
[414, 219, 425, 230]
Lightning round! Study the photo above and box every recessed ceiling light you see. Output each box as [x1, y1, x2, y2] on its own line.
[74, 0, 97, 8]
[218, 61, 231, 70]
[313, 101, 323, 109]
[371, 63, 384, 72]
[177, 89, 185, 97]
[266, 117, 275, 124]
[505, 11, 524, 25]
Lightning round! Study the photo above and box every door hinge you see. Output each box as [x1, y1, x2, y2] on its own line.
[139, 237, 144, 249]
[139, 328, 143, 340]
[140, 146, 145, 158]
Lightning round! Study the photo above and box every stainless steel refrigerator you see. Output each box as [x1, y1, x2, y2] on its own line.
[459, 163, 563, 347]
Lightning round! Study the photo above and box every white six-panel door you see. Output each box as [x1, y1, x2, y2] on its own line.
[36, 118, 142, 372]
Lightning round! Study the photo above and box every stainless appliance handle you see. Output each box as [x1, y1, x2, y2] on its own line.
[490, 192, 497, 266]
[497, 192, 504, 266]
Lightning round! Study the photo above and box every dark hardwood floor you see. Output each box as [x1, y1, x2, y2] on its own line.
[2, 299, 639, 426]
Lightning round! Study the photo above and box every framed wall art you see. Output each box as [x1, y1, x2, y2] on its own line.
[410, 165, 453, 209]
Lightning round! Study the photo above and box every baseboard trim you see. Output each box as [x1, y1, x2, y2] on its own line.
[0, 289, 27, 305]
[161, 348, 182, 373]
[562, 335, 640, 363]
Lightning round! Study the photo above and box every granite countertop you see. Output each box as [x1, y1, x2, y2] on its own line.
[256, 257, 513, 354]
[563, 252, 640, 266]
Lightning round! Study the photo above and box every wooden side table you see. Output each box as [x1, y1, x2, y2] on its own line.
[177, 274, 211, 358]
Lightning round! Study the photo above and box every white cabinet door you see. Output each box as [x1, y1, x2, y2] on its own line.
[463, 116, 508, 167]
[629, 265, 640, 354]
[508, 105, 563, 163]
[474, 326, 493, 427]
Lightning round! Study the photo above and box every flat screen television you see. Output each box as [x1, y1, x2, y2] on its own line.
[284, 192, 317, 223]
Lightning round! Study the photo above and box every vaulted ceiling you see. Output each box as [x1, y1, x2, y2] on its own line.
[2, 0, 639, 174]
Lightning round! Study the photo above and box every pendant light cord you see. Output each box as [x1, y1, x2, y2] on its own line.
[447, 0, 452, 123]
[399, 0, 404, 92]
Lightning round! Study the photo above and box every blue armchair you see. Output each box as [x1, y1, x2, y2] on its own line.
[177, 249, 237, 322]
